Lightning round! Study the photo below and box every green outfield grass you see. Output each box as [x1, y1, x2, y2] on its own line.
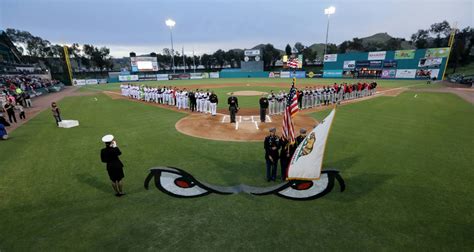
[83, 78, 428, 92]
[0, 88, 472, 250]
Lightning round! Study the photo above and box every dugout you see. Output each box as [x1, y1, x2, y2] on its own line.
[322, 48, 450, 80]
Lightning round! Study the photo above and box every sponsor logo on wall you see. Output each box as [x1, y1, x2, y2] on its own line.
[368, 51, 386, 60]
[343, 60, 355, 69]
[416, 69, 439, 79]
[425, 48, 450, 58]
[395, 69, 417, 79]
[394, 50, 415, 59]
[323, 70, 343, 78]
[323, 54, 338, 62]
[156, 74, 169, 81]
[210, 72, 220, 79]
[118, 75, 139, 82]
[280, 71, 290, 78]
[381, 69, 396, 79]
[418, 58, 442, 67]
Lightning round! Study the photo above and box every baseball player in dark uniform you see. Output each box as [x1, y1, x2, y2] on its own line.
[100, 134, 125, 197]
[227, 92, 239, 123]
[264, 127, 281, 181]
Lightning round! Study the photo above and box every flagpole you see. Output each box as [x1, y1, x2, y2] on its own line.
[192, 48, 196, 73]
[182, 46, 186, 73]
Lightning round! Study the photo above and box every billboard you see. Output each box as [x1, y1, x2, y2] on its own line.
[280, 71, 290, 78]
[418, 58, 442, 67]
[416, 69, 440, 79]
[383, 60, 397, 68]
[73, 79, 86, 86]
[290, 71, 306, 78]
[169, 74, 190, 80]
[210, 72, 220, 79]
[342, 70, 354, 78]
[156, 74, 169, 81]
[323, 70, 343, 78]
[130, 57, 159, 72]
[358, 60, 383, 68]
[86, 79, 99, 85]
[425, 48, 450, 58]
[244, 49, 261, 56]
[395, 69, 417, 79]
[323, 54, 337, 62]
[269, 72, 281, 78]
[394, 50, 415, 59]
[381, 69, 396, 79]
[118, 75, 139, 82]
[343, 60, 356, 69]
[368, 51, 386, 60]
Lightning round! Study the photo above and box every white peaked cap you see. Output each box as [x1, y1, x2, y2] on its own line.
[102, 134, 114, 143]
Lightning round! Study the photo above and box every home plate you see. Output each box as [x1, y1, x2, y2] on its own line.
[58, 120, 79, 128]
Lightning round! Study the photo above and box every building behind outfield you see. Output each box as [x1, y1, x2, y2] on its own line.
[322, 48, 450, 80]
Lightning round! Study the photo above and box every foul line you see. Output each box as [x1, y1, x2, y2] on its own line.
[221, 115, 227, 123]
[235, 122, 239, 130]
[266, 115, 272, 122]
[254, 121, 259, 130]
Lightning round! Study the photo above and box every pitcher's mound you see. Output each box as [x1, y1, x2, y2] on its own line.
[227, 91, 268, 96]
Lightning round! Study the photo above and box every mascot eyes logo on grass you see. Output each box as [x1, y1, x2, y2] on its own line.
[144, 110, 345, 201]
[144, 167, 345, 201]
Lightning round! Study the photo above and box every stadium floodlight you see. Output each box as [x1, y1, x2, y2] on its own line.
[323, 6, 336, 57]
[165, 19, 176, 73]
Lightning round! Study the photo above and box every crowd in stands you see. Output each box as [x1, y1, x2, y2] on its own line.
[0, 74, 64, 140]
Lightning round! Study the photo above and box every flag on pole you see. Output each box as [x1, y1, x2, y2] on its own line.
[287, 109, 336, 180]
[282, 78, 299, 143]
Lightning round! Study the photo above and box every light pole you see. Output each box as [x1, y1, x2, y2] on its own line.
[165, 19, 176, 73]
[324, 6, 336, 56]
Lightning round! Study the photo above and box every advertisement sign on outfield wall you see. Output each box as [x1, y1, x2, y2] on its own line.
[425, 48, 450, 58]
[323, 70, 343, 78]
[280, 71, 290, 78]
[381, 69, 396, 79]
[416, 69, 439, 79]
[210, 72, 219, 79]
[156, 74, 169, 81]
[73, 79, 86, 85]
[343, 60, 356, 69]
[169, 74, 191, 80]
[418, 58, 442, 67]
[290, 71, 306, 79]
[118, 75, 139, 82]
[368, 51, 386, 60]
[269, 72, 281, 78]
[394, 50, 415, 59]
[395, 69, 417, 79]
[323, 54, 338, 62]
[86, 79, 99, 85]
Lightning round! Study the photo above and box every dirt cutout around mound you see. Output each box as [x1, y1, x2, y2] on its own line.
[175, 113, 318, 142]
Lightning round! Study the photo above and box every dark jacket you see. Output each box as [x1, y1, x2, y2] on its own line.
[228, 96, 238, 108]
[101, 147, 124, 169]
[259, 97, 269, 109]
[209, 94, 218, 103]
[264, 135, 281, 160]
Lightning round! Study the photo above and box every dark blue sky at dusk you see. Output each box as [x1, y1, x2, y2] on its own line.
[1, 0, 472, 57]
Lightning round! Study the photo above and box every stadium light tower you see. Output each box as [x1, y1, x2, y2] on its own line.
[165, 19, 176, 73]
[323, 6, 336, 56]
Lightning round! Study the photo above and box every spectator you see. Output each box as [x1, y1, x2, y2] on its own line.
[0, 123, 8, 140]
[15, 103, 25, 120]
[4, 101, 17, 123]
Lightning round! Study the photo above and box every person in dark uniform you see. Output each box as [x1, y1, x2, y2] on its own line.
[280, 136, 296, 181]
[227, 92, 239, 123]
[295, 128, 307, 147]
[297, 89, 303, 109]
[4, 101, 17, 124]
[264, 127, 280, 181]
[100, 134, 125, 197]
[188, 90, 196, 112]
[259, 94, 269, 123]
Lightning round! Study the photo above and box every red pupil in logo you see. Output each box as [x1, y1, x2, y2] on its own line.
[174, 178, 194, 188]
[292, 181, 314, 190]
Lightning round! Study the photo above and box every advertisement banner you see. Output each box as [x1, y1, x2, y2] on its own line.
[269, 72, 281, 78]
[342, 70, 354, 78]
[169, 74, 191, 80]
[190, 73, 204, 80]
[98, 79, 108, 84]
[381, 69, 396, 79]
[290, 71, 306, 79]
[210, 72, 219, 79]
[394, 50, 415, 59]
[244, 49, 261, 56]
[418, 58, 442, 67]
[356, 60, 370, 68]
[73, 79, 86, 86]
[383, 60, 397, 68]
[118, 75, 139, 82]
[369, 60, 383, 68]
[156, 74, 169, 81]
[202, 73, 210, 79]
[323, 70, 343, 78]
[343, 60, 356, 69]
[86, 79, 98, 85]
[425, 48, 450, 58]
[306, 72, 316, 78]
[280, 71, 290, 78]
[297, 54, 303, 68]
[282, 55, 288, 63]
[395, 69, 417, 79]
[368, 51, 386, 60]
[138, 74, 157, 81]
[416, 69, 439, 79]
[323, 54, 337, 62]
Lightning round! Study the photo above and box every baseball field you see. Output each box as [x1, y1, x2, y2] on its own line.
[0, 78, 472, 250]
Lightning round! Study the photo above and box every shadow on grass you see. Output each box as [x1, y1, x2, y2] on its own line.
[75, 173, 111, 194]
[327, 172, 395, 202]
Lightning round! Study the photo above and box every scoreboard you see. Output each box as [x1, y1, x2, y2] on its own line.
[130, 57, 159, 72]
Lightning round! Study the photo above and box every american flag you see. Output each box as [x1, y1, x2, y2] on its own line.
[282, 81, 299, 143]
[287, 58, 298, 68]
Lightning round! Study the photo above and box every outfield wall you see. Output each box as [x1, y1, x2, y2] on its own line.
[322, 48, 449, 80]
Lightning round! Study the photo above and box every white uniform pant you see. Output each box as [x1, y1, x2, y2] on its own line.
[210, 102, 217, 115]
